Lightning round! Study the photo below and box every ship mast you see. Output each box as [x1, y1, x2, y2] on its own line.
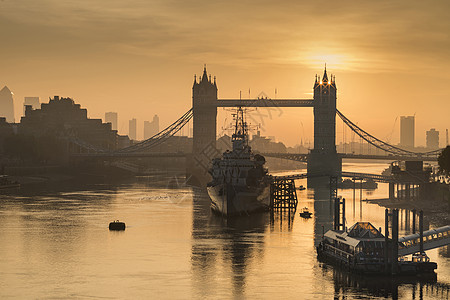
[231, 106, 249, 151]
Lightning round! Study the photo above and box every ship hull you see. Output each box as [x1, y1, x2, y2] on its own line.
[207, 182, 270, 216]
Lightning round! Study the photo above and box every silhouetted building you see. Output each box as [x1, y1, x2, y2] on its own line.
[400, 116, 415, 149]
[117, 134, 131, 149]
[446, 129, 449, 146]
[249, 131, 287, 153]
[129, 118, 137, 141]
[23, 97, 40, 115]
[144, 114, 159, 139]
[0, 86, 15, 123]
[426, 128, 439, 149]
[105, 112, 118, 131]
[0, 117, 14, 152]
[20, 96, 117, 150]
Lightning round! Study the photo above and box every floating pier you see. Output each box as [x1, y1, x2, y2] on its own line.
[317, 198, 449, 276]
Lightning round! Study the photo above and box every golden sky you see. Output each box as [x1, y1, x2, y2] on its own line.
[1, 0, 449, 146]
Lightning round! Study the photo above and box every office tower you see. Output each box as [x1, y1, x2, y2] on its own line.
[23, 97, 40, 114]
[400, 116, 415, 148]
[143, 114, 160, 139]
[0, 86, 15, 123]
[129, 118, 137, 140]
[426, 128, 439, 149]
[105, 112, 118, 131]
[446, 129, 449, 146]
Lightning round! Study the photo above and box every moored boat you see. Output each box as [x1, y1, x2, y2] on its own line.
[317, 222, 437, 275]
[207, 107, 271, 216]
[299, 207, 312, 218]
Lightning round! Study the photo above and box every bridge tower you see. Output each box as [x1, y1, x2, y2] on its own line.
[308, 67, 341, 180]
[192, 66, 218, 153]
[188, 66, 218, 185]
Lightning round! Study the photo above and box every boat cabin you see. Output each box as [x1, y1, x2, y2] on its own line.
[322, 222, 386, 262]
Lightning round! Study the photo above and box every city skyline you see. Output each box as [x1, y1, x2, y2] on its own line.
[1, 1, 449, 146]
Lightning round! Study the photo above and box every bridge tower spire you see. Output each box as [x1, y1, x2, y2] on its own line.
[308, 66, 341, 180]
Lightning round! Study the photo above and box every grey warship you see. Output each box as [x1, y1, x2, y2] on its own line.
[207, 107, 271, 216]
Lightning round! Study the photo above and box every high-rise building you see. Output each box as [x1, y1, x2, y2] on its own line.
[23, 97, 40, 115]
[400, 116, 415, 149]
[426, 128, 439, 149]
[0, 86, 15, 123]
[129, 118, 137, 140]
[446, 129, 449, 146]
[143, 114, 160, 139]
[105, 112, 118, 131]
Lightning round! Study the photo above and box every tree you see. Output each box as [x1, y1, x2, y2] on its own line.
[438, 146, 450, 175]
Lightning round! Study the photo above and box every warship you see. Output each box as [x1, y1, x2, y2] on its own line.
[207, 107, 271, 216]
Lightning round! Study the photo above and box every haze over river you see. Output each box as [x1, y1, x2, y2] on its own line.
[1, 162, 449, 299]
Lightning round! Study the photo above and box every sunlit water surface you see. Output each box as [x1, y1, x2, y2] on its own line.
[0, 162, 449, 299]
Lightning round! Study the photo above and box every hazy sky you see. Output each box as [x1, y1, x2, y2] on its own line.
[1, 0, 449, 146]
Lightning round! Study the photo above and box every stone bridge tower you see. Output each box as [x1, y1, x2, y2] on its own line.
[192, 66, 217, 154]
[188, 66, 218, 185]
[307, 67, 341, 179]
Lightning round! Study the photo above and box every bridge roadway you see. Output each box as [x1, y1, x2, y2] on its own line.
[272, 171, 412, 183]
[263, 152, 438, 162]
[216, 99, 314, 107]
[71, 151, 438, 163]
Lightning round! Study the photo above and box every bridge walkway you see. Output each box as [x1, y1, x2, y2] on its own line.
[398, 225, 450, 256]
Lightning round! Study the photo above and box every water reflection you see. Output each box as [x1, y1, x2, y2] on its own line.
[0, 168, 448, 298]
[191, 189, 269, 298]
[312, 185, 334, 247]
[325, 263, 439, 299]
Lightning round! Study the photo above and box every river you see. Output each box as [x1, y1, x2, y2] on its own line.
[0, 162, 448, 299]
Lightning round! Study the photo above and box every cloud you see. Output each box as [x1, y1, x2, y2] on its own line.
[1, 0, 449, 73]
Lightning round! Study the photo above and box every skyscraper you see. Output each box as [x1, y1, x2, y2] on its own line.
[105, 112, 118, 131]
[129, 118, 137, 140]
[400, 116, 415, 149]
[426, 128, 439, 149]
[0, 86, 15, 123]
[143, 114, 160, 139]
[23, 97, 40, 114]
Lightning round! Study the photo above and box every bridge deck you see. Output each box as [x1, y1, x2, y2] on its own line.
[216, 99, 314, 107]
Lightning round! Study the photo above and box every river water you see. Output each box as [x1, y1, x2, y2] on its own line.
[0, 162, 449, 299]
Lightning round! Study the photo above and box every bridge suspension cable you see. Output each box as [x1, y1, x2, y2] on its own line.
[118, 108, 193, 153]
[336, 109, 441, 158]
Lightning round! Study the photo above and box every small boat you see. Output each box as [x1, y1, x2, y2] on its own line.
[297, 185, 306, 191]
[109, 220, 126, 231]
[299, 207, 312, 218]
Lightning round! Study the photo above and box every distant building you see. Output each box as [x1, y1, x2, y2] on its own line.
[117, 134, 131, 149]
[23, 97, 40, 115]
[426, 128, 439, 149]
[446, 129, 449, 146]
[0, 86, 15, 123]
[20, 96, 117, 150]
[0, 117, 14, 152]
[400, 116, 415, 149]
[129, 118, 137, 141]
[105, 112, 118, 131]
[143, 114, 159, 139]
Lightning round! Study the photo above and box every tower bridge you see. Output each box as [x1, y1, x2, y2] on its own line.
[70, 66, 443, 184]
